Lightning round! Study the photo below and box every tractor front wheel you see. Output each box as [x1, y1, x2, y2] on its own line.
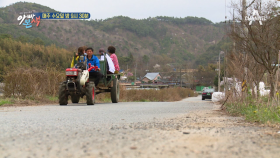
[59, 83, 68, 105]
[86, 82, 95, 105]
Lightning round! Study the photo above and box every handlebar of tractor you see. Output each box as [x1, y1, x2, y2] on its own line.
[88, 63, 99, 71]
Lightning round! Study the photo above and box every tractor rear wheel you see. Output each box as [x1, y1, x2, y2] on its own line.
[86, 82, 95, 105]
[59, 83, 68, 105]
[111, 78, 120, 103]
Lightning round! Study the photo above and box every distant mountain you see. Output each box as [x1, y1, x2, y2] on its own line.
[0, 2, 229, 76]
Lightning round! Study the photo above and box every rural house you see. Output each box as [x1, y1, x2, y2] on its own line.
[142, 72, 162, 83]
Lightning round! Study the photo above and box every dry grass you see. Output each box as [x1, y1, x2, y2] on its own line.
[3, 66, 64, 99]
[118, 86, 196, 102]
[79, 86, 197, 103]
[2, 66, 196, 106]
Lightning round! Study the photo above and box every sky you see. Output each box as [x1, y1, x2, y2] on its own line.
[0, 0, 275, 23]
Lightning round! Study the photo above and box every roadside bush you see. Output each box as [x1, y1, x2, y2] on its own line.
[2, 66, 196, 103]
[3, 66, 64, 99]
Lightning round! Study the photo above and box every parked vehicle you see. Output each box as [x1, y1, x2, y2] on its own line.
[202, 89, 214, 100]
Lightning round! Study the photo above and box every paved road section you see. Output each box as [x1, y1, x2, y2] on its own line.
[1, 97, 279, 158]
[0, 97, 210, 126]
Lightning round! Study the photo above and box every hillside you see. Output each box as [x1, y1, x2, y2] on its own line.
[0, 36, 72, 81]
[0, 2, 229, 77]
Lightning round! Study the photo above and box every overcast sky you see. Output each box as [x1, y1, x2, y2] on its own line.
[0, 0, 276, 23]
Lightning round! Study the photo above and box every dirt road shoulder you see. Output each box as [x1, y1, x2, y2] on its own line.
[120, 108, 280, 158]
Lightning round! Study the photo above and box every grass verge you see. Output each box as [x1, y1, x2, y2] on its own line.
[225, 95, 280, 124]
[0, 95, 59, 107]
[0, 99, 12, 106]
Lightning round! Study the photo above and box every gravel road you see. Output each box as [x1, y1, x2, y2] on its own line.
[0, 96, 279, 158]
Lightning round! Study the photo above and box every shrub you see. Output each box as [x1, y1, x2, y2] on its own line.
[3, 66, 64, 99]
[3, 66, 196, 103]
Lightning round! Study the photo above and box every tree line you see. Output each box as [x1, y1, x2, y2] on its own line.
[0, 35, 72, 81]
[85, 16, 214, 38]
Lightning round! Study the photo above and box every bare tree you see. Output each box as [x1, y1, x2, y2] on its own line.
[229, 52, 266, 96]
[248, 53, 266, 97]
[194, 64, 216, 87]
[228, 0, 280, 97]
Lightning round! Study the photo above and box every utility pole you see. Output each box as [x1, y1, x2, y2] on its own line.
[233, 9, 236, 54]
[126, 64, 128, 83]
[224, 50, 227, 92]
[219, 51, 224, 92]
[242, 0, 246, 24]
[242, 0, 248, 93]
[134, 62, 137, 84]
[218, 53, 221, 92]
[180, 68, 182, 87]
[276, 50, 280, 92]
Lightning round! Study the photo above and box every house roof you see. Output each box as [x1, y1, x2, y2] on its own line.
[143, 72, 160, 80]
